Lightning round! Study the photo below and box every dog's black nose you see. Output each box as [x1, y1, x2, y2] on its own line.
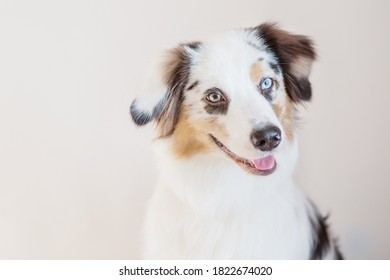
[251, 125, 282, 151]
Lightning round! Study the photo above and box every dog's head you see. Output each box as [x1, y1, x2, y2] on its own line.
[131, 23, 316, 176]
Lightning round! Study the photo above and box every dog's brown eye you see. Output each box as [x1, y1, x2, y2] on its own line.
[206, 92, 224, 103]
[203, 88, 229, 115]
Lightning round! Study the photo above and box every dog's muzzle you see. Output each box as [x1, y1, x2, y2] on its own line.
[210, 134, 277, 176]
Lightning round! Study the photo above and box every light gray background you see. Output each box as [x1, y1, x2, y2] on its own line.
[1, 0, 389, 259]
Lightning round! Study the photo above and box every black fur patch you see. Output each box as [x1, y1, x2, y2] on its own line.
[310, 214, 331, 259]
[334, 246, 344, 260]
[130, 95, 169, 126]
[284, 74, 313, 102]
[204, 103, 228, 115]
[309, 212, 343, 260]
[187, 80, 199, 91]
[186, 41, 202, 51]
[269, 62, 281, 74]
[130, 101, 152, 126]
[295, 78, 312, 101]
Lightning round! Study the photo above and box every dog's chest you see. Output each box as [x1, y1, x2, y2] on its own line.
[181, 202, 310, 259]
[146, 180, 313, 259]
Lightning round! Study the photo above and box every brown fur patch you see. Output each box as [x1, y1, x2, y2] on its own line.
[273, 97, 295, 141]
[250, 61, 263, 83]
[171, 108, 228, 158]
[155, 45, 194, 137]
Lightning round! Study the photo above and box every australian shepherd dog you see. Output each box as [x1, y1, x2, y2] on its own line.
[130, 23, 342, 259]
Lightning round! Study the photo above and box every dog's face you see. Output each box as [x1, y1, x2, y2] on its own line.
[131, 23, 316, 176]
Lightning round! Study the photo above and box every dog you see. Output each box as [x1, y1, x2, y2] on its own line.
[130, 23, 342, 259]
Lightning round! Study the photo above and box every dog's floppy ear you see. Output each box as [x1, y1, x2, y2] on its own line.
[130, 42, 201, 137]
[254, 23, 316, 102]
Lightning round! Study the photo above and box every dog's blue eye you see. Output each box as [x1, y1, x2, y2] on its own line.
[261, 78, 273, 90]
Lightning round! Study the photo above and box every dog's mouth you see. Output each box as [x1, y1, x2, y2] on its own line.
[210, 135, 276, 176]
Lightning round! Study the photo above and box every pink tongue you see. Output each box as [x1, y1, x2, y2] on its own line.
[252, 155, 275, 171]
